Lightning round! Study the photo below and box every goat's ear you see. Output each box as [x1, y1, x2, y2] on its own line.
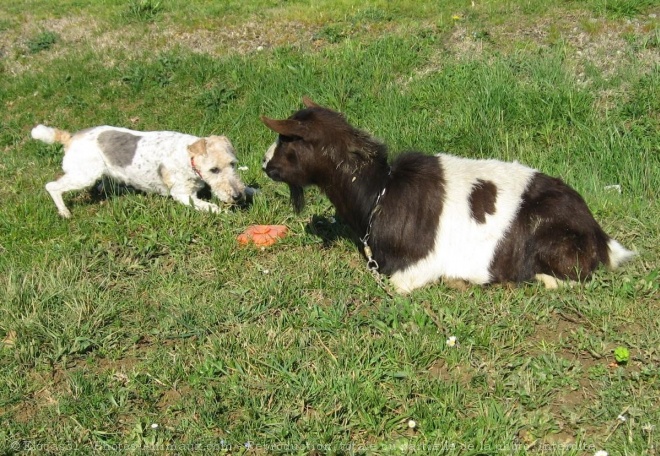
[302, 96, 321, 109]
[261, 116, 307, 139]
[187, 138, 207, 157]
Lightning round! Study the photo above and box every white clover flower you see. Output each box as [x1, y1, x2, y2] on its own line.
[407, 419, 417, 429]
[594, 451, 608, 456]
[238, 166, 249, 171]
[617, 414, 626, 422]
[446, 336, 458, 347]
[150, 423, 159, 429]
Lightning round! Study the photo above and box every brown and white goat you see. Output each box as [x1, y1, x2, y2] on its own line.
[261, 97, 634, 293]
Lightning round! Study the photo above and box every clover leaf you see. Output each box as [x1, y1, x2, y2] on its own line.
[614, 346, 630, 364]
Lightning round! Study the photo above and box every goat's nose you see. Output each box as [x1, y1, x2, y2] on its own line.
[266, 168, 281, 181]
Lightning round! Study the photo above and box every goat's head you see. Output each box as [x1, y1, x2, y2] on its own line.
[261, 97, 384, 212]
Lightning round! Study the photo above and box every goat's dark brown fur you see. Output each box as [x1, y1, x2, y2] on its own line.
[262, 98, 634, 293]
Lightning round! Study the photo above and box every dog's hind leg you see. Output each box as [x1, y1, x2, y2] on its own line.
[46, 171, 102, 218]
[47, 146, 107, 218]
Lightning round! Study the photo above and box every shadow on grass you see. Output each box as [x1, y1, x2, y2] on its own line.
[77, 178, 260, 212]
[305, 214, 359, 249]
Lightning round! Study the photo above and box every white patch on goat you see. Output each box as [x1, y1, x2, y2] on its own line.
[535, 274, 560, 289]
[606, 239, 636, 269]
[262, 141, 277, 170]
[389, 154, 536, 293]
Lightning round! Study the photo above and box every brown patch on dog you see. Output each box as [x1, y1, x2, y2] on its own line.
[157, 164, 173, 190]
[50, 129, 73, 148]
[469, 179, 497, 224]
[187, 138, 206, 157]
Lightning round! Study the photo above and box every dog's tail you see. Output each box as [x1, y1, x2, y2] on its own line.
[31, 124, 73, 149]
[607, 238, 636, 270]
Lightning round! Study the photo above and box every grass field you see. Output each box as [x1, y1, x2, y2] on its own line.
[1, 0, 659, 454]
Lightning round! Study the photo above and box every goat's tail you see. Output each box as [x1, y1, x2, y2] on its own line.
[31, 124, 72, 149]
[607, 238, 636, 270]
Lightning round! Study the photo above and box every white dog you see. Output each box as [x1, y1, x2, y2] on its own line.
[31, 124, 248, 218]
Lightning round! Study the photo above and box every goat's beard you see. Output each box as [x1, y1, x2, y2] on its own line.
[289, 184, 305, 213]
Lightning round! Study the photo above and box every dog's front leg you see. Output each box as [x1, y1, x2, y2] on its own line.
[164, 173, 221, 213]
[189, 196, 222, 213]
[170, 190, 221, 213]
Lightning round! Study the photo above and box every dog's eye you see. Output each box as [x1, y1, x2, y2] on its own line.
[209, 167, 220, 174]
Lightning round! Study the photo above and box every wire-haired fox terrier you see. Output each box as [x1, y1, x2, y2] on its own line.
[31, 124, 249, 218]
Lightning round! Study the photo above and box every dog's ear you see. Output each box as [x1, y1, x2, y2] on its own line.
[261, 116, 308, 139]
[302, 96, 321, 109]
[187, 138, 207, 157]
[206, 135, 234, 153]
[207, 135, 230, 144]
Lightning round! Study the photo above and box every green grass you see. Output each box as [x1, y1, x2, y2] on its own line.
[25, 30, 58, 54]
[1, 1, 659, 455]
[123, 0, 164, 23]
